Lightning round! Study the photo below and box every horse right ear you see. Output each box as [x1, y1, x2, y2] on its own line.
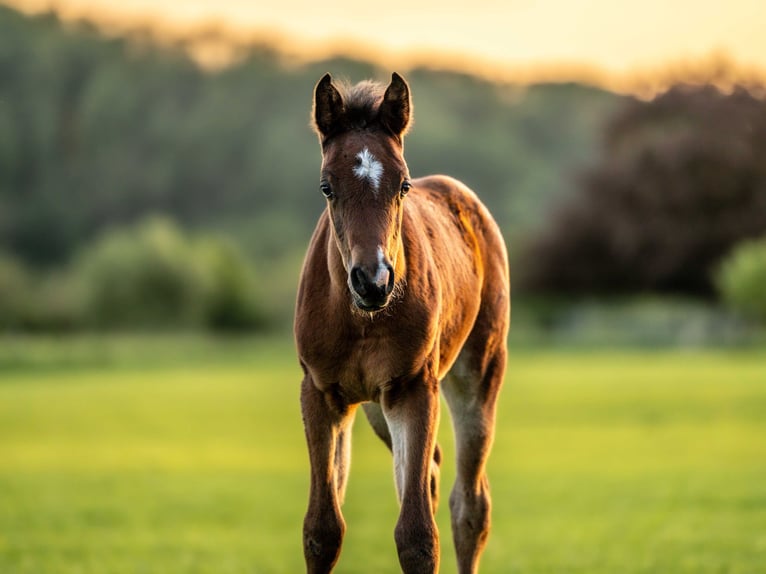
[313, 73, 344, 139]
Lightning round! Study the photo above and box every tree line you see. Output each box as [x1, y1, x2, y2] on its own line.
[2, 4, 766, 330]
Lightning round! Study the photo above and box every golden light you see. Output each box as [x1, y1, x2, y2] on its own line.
[6, 0, 766, 93]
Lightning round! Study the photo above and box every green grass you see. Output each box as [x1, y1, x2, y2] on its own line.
[1, 336, 765, 573]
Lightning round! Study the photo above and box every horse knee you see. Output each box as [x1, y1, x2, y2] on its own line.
[394, 520, 439, 574]
[303, 512, 345, 573]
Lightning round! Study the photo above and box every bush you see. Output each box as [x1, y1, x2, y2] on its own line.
[519, 82, 766, 297]
[0, 252, 31, 329]
[76, 217, 207, 329]
[21, 271, 86, 331]
[195, 238, 267, 331]
[0, 253, 85, 331]
[75, 216, 266, 331]
[717, 237, 766, 323]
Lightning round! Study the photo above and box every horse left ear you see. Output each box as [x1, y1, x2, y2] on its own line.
[380, 72, 412, 138]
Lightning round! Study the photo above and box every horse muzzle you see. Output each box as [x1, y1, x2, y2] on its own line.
[349, 263, 395, 311]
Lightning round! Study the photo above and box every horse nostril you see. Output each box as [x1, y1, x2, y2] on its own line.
[385, 264, 395, 296]
[350, 266, 368, 297]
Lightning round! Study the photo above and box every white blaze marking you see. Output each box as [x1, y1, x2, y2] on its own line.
[374, 246, 388, 286]
[353, 147, 383, 191]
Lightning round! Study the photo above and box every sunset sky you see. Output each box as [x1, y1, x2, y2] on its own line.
[9, 0, 766, 89]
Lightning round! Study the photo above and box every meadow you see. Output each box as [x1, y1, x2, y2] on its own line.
[1, 335, 765, 573]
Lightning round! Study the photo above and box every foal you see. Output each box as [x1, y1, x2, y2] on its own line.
[295, 72, 509, 574]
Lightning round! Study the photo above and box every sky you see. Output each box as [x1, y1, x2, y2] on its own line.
[9, 0, 766, 90]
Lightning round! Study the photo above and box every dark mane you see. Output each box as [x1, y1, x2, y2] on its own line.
[335, 79, 385, 130]
[311, 79, 388, 139]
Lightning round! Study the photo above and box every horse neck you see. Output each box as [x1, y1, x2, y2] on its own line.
[326, 235, 349, 296]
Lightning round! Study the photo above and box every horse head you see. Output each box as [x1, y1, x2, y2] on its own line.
[312, 72, 413, 312]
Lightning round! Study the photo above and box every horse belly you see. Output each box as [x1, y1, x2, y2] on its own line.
[432, 241, 484, 380]
[435, 288, 482, 380]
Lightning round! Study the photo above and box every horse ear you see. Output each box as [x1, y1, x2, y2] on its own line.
[380, 72, 412, 138]
[313, 73, 344, 138]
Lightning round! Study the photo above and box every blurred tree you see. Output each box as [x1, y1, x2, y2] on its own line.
[0, 4, 615, 272]
[74, 216, 265, 331]
[717, 236, 766, 322]
[0, 252, 30, 329]
[195, 236, 267, 331]
[519, 82, 766, 297]
[76, 217, 210, 328]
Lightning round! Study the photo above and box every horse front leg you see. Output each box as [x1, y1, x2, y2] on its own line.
[301, 375, 355, 574]
[382, 376, 441, 574]
[362, 402, 442, 511]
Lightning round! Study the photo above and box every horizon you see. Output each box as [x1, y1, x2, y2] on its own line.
[6, 0, 766, 94]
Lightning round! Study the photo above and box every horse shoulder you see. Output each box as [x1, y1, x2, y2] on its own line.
[295, 213, 338, 365]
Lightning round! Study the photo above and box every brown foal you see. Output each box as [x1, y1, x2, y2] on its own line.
[295, 72, 510, 574]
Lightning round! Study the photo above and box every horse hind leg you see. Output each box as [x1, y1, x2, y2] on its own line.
[442, 345, 506, 574]
[362, 402, 442, 511]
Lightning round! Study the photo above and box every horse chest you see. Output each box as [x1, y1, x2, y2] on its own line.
[308, 330, 415, 403]
[349, 341, 398, 397]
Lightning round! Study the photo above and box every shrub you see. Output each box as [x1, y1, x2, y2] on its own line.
[717, 237, 766, 323]
[74, 216, 267, 331]
[519, 82, 766, 297]
[0, 252, 31, 329]
[0, 254, 85, 331]
[22, 271, 86, 331]
[76, 217, 210, 329]
[195, 237, 267, 331]
[1, 217, 268, 332]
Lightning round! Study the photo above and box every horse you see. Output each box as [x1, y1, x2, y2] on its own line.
[295, 72, 510, 574]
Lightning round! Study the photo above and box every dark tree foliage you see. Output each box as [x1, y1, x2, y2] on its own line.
[519, 83, 766, 297]
[0, 5, 617, 267]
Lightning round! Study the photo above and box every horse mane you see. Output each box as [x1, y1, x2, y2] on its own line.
[311, 78, 394, 137]
[336, 79, 384, 130]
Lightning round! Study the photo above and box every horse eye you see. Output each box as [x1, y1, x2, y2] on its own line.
[400, 180, 412, 195]
[320, 182, 334, 199]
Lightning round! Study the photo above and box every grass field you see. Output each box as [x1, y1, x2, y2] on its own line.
[1, 335, 765, 573]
